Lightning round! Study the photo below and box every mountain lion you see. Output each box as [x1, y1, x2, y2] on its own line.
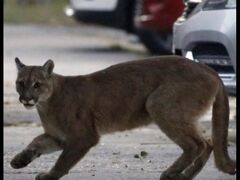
[11, 56, 236, 180]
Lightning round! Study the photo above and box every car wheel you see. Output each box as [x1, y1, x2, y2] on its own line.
[136, 29, 173, 55]
[133, 0, 173, 55]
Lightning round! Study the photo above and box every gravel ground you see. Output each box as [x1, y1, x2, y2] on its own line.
[4, 125, 236, 180]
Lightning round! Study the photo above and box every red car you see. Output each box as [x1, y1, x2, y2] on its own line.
[66, 0, 184, 54]
[134, 0, 184, 54]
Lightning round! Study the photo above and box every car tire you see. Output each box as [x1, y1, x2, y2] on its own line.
[133, 0, 173, 55]
[136, 29, 173, 55]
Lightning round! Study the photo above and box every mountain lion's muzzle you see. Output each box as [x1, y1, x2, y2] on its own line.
[19, 96, 36, 109]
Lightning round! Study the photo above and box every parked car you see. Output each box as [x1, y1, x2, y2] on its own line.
[65, 0, 184, 54]
[173, 0, 236, 95]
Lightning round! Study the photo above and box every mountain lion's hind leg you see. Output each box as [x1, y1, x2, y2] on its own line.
[146, 85, 214, 180]
[182, 139, 212, 179]
[156, 122, 210, 180]
[10, 134, 62, 169]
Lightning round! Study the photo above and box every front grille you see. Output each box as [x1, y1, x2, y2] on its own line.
[185, 43, 236, 93]
[192, 43, 234, 74]
[194, 55, 234, 73]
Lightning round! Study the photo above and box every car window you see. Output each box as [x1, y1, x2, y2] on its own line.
[226, 0, 236, 8]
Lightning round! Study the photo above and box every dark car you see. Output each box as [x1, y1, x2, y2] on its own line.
[65, 0, 184, 54]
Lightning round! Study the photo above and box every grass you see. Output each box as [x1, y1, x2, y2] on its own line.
[4, 0, 77, 25]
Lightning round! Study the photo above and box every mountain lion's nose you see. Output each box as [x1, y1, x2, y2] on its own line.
[21, 99, 35, 105]
[19, 96, 35, 105]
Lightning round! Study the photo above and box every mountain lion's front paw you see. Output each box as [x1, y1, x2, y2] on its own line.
[35, 172, 58, 180]
[160, 172, 187, 180]
[10, 150, 37, 169]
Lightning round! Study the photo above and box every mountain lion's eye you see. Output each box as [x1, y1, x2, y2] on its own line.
[17, 81, 24, 87]
[33, 82, 41, 89]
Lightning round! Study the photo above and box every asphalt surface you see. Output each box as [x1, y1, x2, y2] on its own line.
[4, 24, 236, 180]
[4, 125, 236, 180]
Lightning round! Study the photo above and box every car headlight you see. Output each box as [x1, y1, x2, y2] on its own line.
[203, 0, 236, 10]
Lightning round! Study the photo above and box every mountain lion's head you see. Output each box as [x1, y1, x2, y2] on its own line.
[15, 57, 54, 109]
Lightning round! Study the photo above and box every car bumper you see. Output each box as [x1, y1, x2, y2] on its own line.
[65, 0, 129, 30]
[65, 6, 119, 27]
[185, 50, 236, 95]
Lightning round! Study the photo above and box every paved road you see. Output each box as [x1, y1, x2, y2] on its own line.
[4, 24, 236, 180]
[4, 126, 236, 180]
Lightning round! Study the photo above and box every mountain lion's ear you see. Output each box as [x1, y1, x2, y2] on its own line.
[43, 59, 54, 75]
[15, 57, 25, 71]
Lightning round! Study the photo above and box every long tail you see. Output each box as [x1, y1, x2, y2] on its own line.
[212, 81, 236, 174]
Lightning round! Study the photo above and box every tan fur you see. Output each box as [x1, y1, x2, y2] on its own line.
[11, 56, 236, 180]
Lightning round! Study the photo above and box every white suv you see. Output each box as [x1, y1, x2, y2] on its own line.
[173, 0, 236, 95]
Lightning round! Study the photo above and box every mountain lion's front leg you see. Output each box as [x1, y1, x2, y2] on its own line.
[10, 134, 63, 169]
[35, 136, 99, 180]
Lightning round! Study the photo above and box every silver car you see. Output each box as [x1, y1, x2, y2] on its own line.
[173, 0, 236, 95]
